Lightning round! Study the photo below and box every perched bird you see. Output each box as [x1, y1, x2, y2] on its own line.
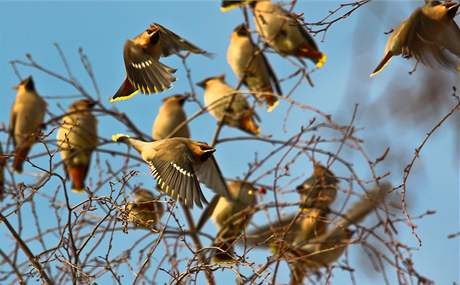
[152, 94, 190, 140]
[197, 75, 260, 135]
[296, 163, 339, 211]
[112, 134, 230, 208]
[0, 143, 6, 200]
[227, 24, 282, 111]
[221, 0, 326, 67]
[57, 99, 98, 193]
[126, 188, 164, 230]
[371, 0, 460, 77]
[9, 76, 47, 173]
[210, 181, 257, 263]
[112, 23, 210, 102]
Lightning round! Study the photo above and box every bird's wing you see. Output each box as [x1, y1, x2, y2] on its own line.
[155, 23, 211, 57]
[260, 51, 283, 95]
[9, 106, 17, 147]
[147, 154, 207, 208]
[401, 9, 457, 68]
[123, 40, 177, 94]
[196, 194, 221, 232]
[194, 156, 231, 199]
[294, 16, 320, 52]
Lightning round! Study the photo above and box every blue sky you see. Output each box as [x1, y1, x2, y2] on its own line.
[0, 1, 459, 284]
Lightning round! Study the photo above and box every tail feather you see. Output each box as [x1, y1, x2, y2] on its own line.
[67, 165, 89, 193]
[297, 46, 327, 68]
[370, 52, 393, 77]
[111, 78, 139, 103]
[13, 146, 31, 173]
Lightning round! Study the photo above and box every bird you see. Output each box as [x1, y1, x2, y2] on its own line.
[126, 188, 164, 230]
[221, 0, 327, 68]
[152, 94, 190, 140]
[111, 23, 210, 102]
[296, 163, 339, 211]
[0, 143, 6, 200]
[112, 134, 230, 208]
[209, 180, 258, 263]
[244, 176, 390, 284]
[197, 75, 260, 135]
[9, 76, 47, 173]
[227, 24, 282, 112]
[57, 99, 98, 193]
[370, 0, 460, 77]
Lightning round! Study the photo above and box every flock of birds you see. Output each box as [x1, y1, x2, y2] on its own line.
[3, 0, 459, 283]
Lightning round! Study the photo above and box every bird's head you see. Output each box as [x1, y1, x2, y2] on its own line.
[233, 24, 249, 37]
[188, 141, 216, 161]
[196, 74, 226, 89]
[13, 76, 35, 92]
[423, 0, 459, 20]
[70, 99, 96, 111]
[162, 94, 189, 106]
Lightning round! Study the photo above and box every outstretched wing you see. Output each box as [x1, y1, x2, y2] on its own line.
[123, 40, 177, 94]
[194, 156, 230, 199]
[154, 23, 211, 57]
[147, 155, 207, 208]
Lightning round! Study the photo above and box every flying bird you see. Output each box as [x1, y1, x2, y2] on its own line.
[221, 0, 326, 68]
[9, 76, 47, 173]
[152, 94, 190, 140]
[112, 23, 210, 102]
[197, 75, 260, 135]
[112, 134, 230, 208]
[227, 24, 282, 111]
[126, 188, 164, 230]
[57, 99, 98, 193]
[209, 181, 258, 263]
[371, 0, 460, 77]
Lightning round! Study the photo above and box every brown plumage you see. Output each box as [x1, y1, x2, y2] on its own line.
[371, 0, 460, 77]
[9, 76, 47, 173]
[197, 75, 260, 135]
[112, 134, 231, 208]
[57, 99, 98, 193]
[112, 23, 210, 102]
[227, 24, 282, 111]
[152, 94, 190, 140]
[210, 181, 257, 263]
[126, 188, 164, 230]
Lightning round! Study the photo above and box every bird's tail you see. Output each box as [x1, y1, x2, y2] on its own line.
[240, 111, 260, 135]
[112, 133, 130, 143]
[370, 52, 393, 77]
[67, 165, 89, 193]
[220, 0, 246, 12]
[211, 241, 236, 264]
[111, 78, 139, 103]
[12, 145, 31, 173]
[297, 46, 327, 68]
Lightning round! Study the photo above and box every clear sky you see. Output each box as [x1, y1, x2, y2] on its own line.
[0, 1, 458, 284]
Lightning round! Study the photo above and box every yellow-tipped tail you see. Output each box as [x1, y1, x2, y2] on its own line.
[112, 133, 130, 142]
[315, 53, 327, 69]
[220, 0, 245, 12]
[71, 188, 86, 193]
[110, 90, 139, 103]
[267, 99, 279, 112]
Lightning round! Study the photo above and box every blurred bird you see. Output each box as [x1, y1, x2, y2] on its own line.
[197, 75, 260, 135]
[296, 163, 339, 211]
[112, 23, 210, 102]
[57, 99, 98, 193]
[112, 134, 230, 208]
[126, 188, 164, 230]
[245, 181, 390, 284]
[9, 76, 47, 173]
[221, 0, 326, 67]
[209, 181, 257, 263]
[227, 24, 282, 111]
[152, 94, 190, 140]
[0, 143, 6, 200]
[371, 0, 460, 77]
